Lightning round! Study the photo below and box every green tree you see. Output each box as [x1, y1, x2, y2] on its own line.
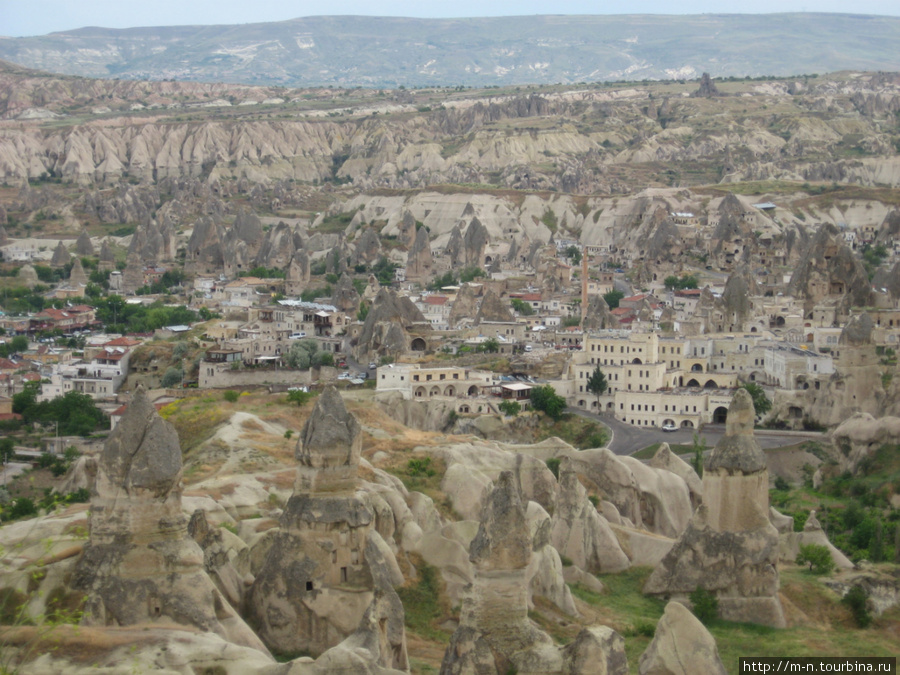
[286, 389, 313, 407]
[357, 301, 369, 322]
[315, 351, 335, 367]
[603, 289, 624, 309]
[796, 544, 836, 574]
[739, 382, 771, 417]
[459, 267, 486, 283]
[499, 400, 521, 417]
[285, 339, 319, 369]
[511, 298, 534, 316]
[529, 385, 567, 421]
[0, 437, 14, 464]
[565, 245, 582, 266]
[586, 365, 608, 411]
[429, 271, 457, 291]
[9, 335, 28, 352]
[477, 337, 500, 353]
[372, 257, 398, 285]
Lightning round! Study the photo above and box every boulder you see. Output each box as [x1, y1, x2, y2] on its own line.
[638, 601, 726, 675]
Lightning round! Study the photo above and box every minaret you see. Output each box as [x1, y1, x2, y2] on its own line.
[581, 248, 588, 325]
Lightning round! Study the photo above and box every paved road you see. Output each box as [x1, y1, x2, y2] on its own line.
[567, 407, 826, 456]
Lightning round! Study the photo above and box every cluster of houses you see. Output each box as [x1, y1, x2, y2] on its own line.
[3, 189, 900, 435]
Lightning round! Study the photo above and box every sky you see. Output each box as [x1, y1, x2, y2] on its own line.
[3, 0, 899, 37]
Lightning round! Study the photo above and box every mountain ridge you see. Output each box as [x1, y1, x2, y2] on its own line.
[0, 13, 898, 88]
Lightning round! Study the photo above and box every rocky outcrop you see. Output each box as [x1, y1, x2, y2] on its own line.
[74, 228, 94, 256]
[448, 282, 479, 328]
[405, 225, 433, 281]
[779, 510, 853, 569]
[441, 471, 627, 675]
[566, 447, 691, 538]
[50, 240, 70, 267]
[121, 254, 144, 294]
[355, 288, 429, 359]
[186, 215, 225, 274]
[98, 239, 116, 271]
[638, 601, 727, 675]
[722, 264, 760, 328]
[649, 443, 702, 510]
[249, 387, 408, 670]
[445, 226, 463, 266]
[582, 293, 619, 331]
[68, 257, 88, 287]
[475, 288, 514, 324]
[223, 209, 264, 278]
[787, 223, 874, 314]
[398, 210, 417, 248]
[831, 412, 900, 474]
[692, 72, 723, 98]
[550, 460, 630, 574]
[330, 273, 361, 314]
[255, 220, 301, 270]
[462, 217, 488, 268]
[644, 390, 786, 628]
[800, 313, 885, 427]
[285, 249, 310, 296]
[71, 387, 268, 654]
[353, 227, 382, 266]
[128, 217, 175, 263]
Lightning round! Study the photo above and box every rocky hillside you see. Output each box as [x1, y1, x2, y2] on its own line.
[1, 69, 900, 193]
[1, 14, 899, 87]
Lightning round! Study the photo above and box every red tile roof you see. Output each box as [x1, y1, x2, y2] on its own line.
[104, 337, 141, 347]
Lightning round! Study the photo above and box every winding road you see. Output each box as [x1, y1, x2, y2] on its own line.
[567, 407, 827, 456]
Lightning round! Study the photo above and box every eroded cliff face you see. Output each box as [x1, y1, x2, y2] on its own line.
[2, 70, 900, 193]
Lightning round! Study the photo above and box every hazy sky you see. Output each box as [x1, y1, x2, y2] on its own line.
[3, 0, 899, 37]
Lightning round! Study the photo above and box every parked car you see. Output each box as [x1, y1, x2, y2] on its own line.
[288, 332, 307, 339]
[368, 362, 377, 369]
[662, 423, 678, 432]
[524, 345, 533, 352]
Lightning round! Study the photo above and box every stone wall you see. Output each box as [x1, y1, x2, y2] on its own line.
[199, 363, 316, 389]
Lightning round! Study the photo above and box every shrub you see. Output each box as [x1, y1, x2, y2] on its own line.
[842, 585, 872, 628]
[407, 457, 435, 477]
[223, 390, 240, 403]
[160, 366, 183, 388]
[7, 497, 37, 521]
[689, 587, 719, 624]
[796, 544, 835, 574]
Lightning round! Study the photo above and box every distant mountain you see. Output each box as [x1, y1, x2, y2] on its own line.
[0, 14, 898, 87]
